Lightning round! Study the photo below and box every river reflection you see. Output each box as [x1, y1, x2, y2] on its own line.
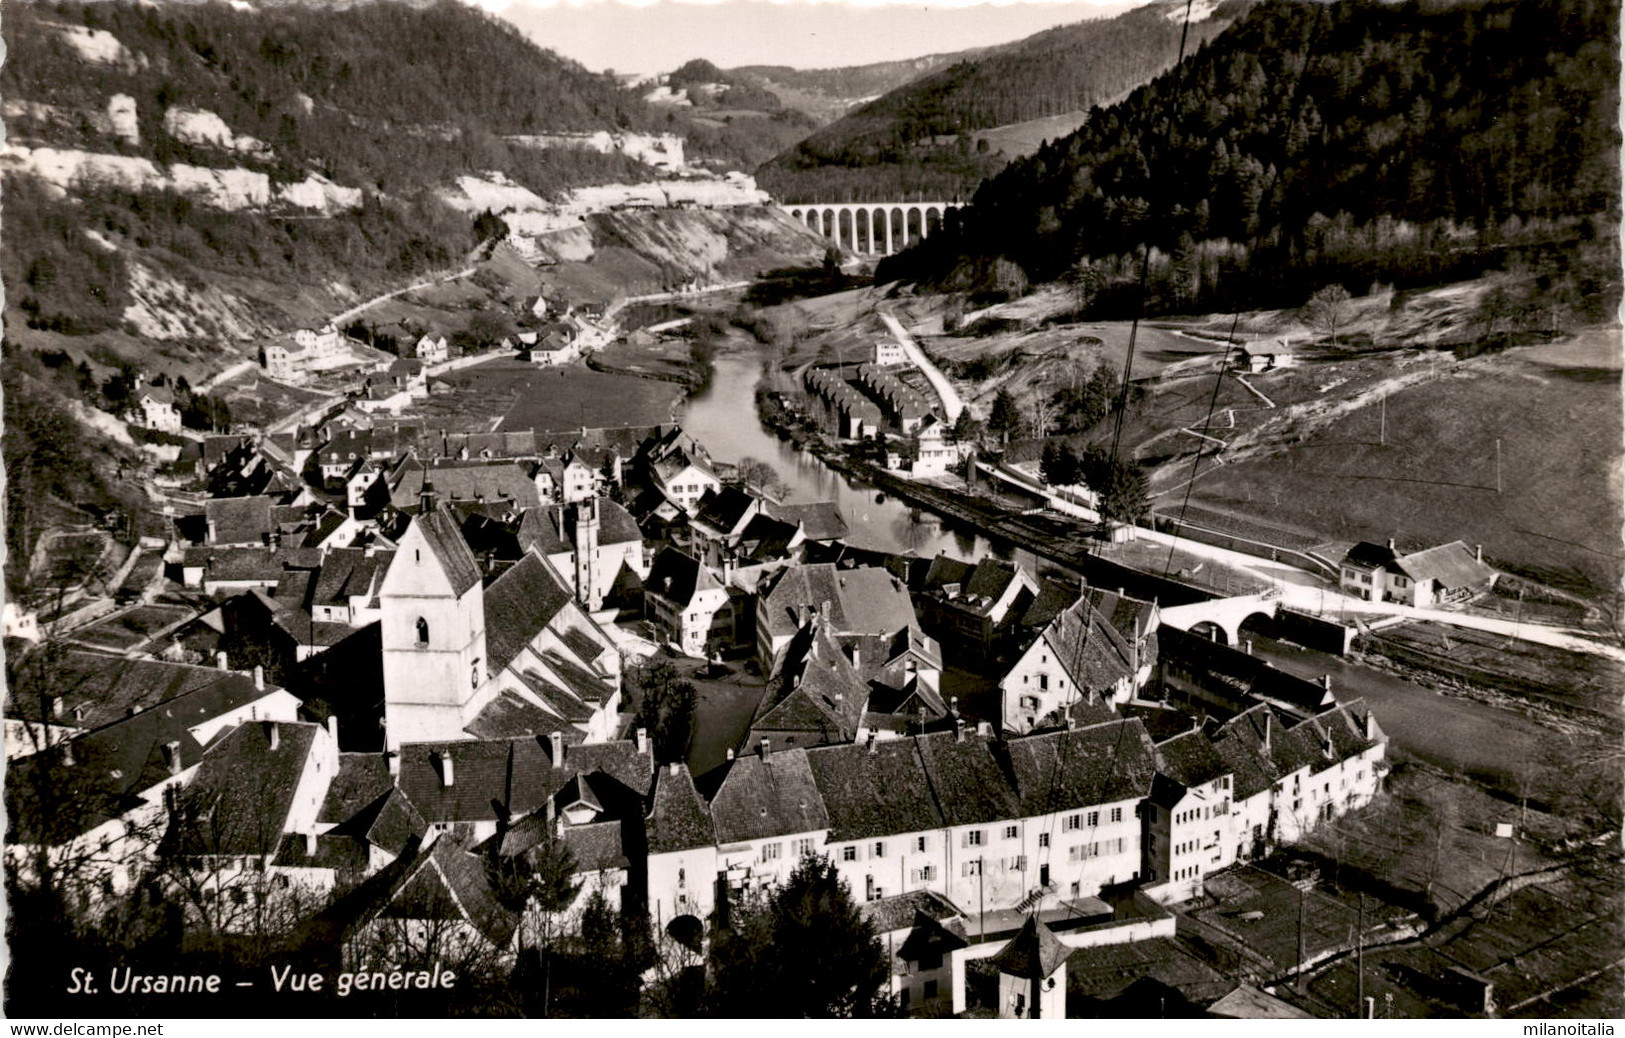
[679, 348, 1024, 565]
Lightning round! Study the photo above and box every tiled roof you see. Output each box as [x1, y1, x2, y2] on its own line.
[413, 508, 483, 598]
[645, 547, 719, 608]
[762, 501, 848, 541]
[390, 460, 541, 513]
[311, 548, 394, 608]
[205, 495, 275, 545]
[805, 730, 1017, 843]
[371, 837, 518, 950]
[759, 564, 918, 643]
[752, 621, 869, 743]
[175, 721, 320, 857]
[1158, 626, 1335, 718]
[563, 819, 629, 872]
[482, 553, 573, 671]
[692, 486, 758, 536]
[1039, 595, 1136, 694]
[318, 753, 394, 825]
[1395, 541, 1495, 589]
[1154, 729, 1231, 789]
[709, 749, 828, 844]
[996, 718, 1158, 816]
[272, 832, 371, 871]
[897, 909, 970, 963]
[860, 888, 964, 935]
[464, 688, 577, 740]
[5, 651, 272, 733]
[992, 915, 1072, 980]
[396, 737, 553, 824]
[646, 763, 715, 854]
[1343, 541, 1398, 569]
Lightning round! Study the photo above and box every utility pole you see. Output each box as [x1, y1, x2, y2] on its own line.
[1297, 882, 1307, 990]
[1355, 892, 1366, 1018]
[1495, 438, 1503, 494]
[1379, 392, 1386, 446]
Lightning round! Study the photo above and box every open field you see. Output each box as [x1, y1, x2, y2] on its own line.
[1188, 336, 1623, 599]
[1304, 856, 1623, 1019]
[72, 602, 198, 652]
[397, 357, 682, 433]
[1369, 621, 1624, 733]
[217, 371, 330, 431]
[591, 336, 697, 383]
[1252, 638, 1621, 821]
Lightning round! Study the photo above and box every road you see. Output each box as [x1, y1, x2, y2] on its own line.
[879, 308, 964, 423]
[197, 359, 257, 394]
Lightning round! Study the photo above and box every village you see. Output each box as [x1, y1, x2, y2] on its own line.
[24, 267, 1611, 1020]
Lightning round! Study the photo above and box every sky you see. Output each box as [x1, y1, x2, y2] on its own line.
[481, 0, 1139, 78]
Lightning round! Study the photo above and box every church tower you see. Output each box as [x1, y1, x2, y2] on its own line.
[573, 497, 602, 611]
[378, 510, 488, 748]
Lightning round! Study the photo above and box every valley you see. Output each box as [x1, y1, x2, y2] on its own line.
[2, 0, 1619, 1024]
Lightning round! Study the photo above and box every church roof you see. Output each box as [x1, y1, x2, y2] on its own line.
[415, 509, 482, 597]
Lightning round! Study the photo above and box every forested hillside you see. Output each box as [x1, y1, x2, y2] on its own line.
[878, 0, 1620, 318]
[757, 0, 1253, 203]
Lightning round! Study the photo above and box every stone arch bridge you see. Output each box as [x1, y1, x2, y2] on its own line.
[1159, 591, 1282, 647]
[783, 201, 964, 255]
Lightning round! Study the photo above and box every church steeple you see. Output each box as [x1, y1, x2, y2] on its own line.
[378, 509, 488, 748]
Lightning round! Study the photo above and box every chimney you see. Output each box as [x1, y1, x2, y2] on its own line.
[1363, 710, 1378, 741]
[50, 696, 64, 719]
[304, 831, 318, 856]
[1262, 713, 1272, 753]
[846, 644, 859, 670]
[1321, 726, 1334, 758]
[1386, 537, 1396, 551]
[867, 732, 879, 755]
[955, 718, 966, 742]
[437, 751, 455, 787]
[1475, 543, 1484, 563]
[61, 741, 76, 766]
[669, 762, 681, 777]
[164, 740, 182, 775]
[759, 737, 770, 760]
[549, 730, 564, 767]
[325, 715, 339, 743]
[263, 721, 280, 751]
[1322, 674, 1333, 693]
[950, 695, 960, 718]
[726, 747, 735, 761]
[977, 720, 993, 737]
[253, 665, 264, 691]
[217, 651, 229, 671]
[636, 727, 649, 756]
[419, 479, 437, 514]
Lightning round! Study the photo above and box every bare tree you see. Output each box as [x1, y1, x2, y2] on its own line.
[1302, 284, 1354, 348]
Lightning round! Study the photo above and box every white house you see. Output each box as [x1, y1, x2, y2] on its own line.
[644, 548, 730, 657]
[136, 384, 183, 433]
[1339, 539, 1496, 607]
[415, 335, 450, 364]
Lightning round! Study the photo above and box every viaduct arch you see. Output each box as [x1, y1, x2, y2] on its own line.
[783, 201, 964, 256]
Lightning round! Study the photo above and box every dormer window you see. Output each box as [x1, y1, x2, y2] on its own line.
[415, 617, 429, 646]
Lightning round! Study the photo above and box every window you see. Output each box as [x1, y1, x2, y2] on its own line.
[962, 861, 982, 877]
[1038, 833, 1050, 848]
[414, 617, 429, 645]
[791, 838, 814, 857]
[912, 865, 937, 883]
[678, 868, 686, 889]
[1039, 674, 1049, 691]
[842, 846, 857, 862]
[1006, 855, 1027, 872]
[872, 841, 887, 859]
[920, 952, 943, 972]
[924, 979, 939, 1000]
[915, 836, 928, 853]
[1110, 807, 1123, 823]
[1004, 825, 1019, 840]
[1087, 810, 1100, 827]
[1064, 814, 1081, 832]
[964, 830, 984, 847]
[761, 842, 782, 862]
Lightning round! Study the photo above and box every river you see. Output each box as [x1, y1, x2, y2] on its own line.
[680, 347, 1030, 564]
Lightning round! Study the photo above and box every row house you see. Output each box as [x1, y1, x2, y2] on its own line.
[804, 366, 882, 440]
[856, 363, 933, 434]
